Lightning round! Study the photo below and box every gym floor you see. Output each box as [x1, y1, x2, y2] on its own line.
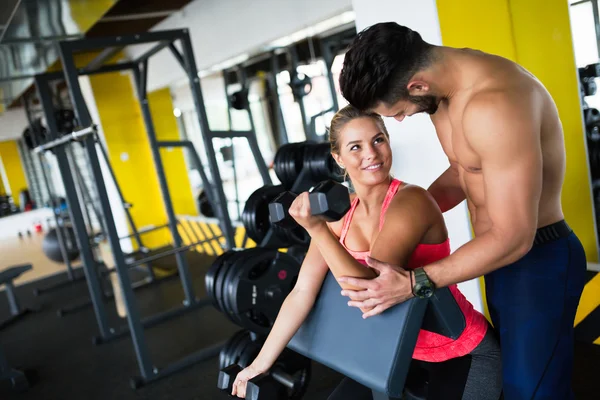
[0, 249, 598, 400]
[0, 250, 344, 400]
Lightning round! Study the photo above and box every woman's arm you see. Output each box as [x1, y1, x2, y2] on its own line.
[249, 241, 328, 372]
[232, 240, 329, 397]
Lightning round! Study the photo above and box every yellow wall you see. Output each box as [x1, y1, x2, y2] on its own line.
[89, 72, 170, 249]
[437, 0, 517, 61]
[0, 141, 28, 206]
[147, 88, 197, 216]
[0, 167, 5, 195]
[67, 0, 117, 33]
[510, 0, 597, 262]
[437, 0, 597, 321]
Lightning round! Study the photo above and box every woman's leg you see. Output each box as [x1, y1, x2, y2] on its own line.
[424, 328, 503, 400]
[461, 328, 503, 400]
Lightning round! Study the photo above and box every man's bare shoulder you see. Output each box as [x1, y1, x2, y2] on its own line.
[462, 89, 538, 135]
[461, 88, 540, 155]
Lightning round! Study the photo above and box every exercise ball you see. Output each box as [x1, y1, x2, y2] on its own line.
[42, 227, 80, 263]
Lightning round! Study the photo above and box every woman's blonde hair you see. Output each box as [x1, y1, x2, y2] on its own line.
[329, 104, 389, 155]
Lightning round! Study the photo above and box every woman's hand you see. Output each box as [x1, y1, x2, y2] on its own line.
[289, 192, 327, 234]
[231, 364, 264, 398]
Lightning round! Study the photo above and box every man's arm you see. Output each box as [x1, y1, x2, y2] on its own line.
[428, 161, 466, 213]
[424, 91, 542, 287]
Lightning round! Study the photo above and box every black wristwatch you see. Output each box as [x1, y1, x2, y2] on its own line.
[412, 267, 436, 299]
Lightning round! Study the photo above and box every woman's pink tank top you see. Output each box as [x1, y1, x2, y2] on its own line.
[338, 179, 488, 362]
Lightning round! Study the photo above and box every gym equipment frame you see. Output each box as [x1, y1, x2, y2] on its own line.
[31, 28, 268, 388]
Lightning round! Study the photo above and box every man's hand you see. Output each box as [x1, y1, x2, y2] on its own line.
[338, 256, 414, 318]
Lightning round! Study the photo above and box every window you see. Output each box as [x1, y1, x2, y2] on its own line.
[570, 1, 599, 67]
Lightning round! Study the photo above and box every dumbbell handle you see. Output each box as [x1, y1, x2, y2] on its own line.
[268, 367, 296, 390]
[219, 364, 298, 391]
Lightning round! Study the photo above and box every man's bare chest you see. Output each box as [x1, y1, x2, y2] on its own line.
[432, 109, 481, 174]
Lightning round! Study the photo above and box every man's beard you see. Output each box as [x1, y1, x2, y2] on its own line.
[409, 95, 440, 115]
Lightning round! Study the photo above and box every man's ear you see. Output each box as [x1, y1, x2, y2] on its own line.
[407, 80, 430, 96]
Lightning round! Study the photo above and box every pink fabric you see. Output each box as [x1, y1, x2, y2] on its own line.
[338, 179, 488, 362]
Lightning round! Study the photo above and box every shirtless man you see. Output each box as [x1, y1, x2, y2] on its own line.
[337, 22, 587, 399]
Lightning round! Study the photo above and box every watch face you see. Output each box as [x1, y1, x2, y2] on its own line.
[416, 285, 434, 298]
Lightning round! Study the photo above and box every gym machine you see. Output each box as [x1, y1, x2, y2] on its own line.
[23, 91, 166, 320]
[29, 28, 263, 388]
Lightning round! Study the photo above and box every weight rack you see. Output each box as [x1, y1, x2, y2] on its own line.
[30, 28, 271, 388]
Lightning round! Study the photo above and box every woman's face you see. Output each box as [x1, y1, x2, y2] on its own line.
[332, 117, 392, 186]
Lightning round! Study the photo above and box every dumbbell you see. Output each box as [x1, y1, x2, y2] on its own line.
[218, 364, 307, 400]
[268, 180, 350, 229]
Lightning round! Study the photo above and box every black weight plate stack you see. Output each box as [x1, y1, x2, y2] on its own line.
[286, 245, 308, 264]
[281, 225, 310, 247]
[274, 142, 308, 189]
[220, 248, 267, 327]
[242, 185, 285, 244]
[205, 250, 239, 310]
[304, 142, 341, 182]
[214, 250, 259, 325]
[226, 250, 301, 335]
[219, 330, 249, 370]
[218, 331, 312, 400]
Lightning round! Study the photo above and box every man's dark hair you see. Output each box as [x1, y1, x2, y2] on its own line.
[339, 22, 434, 110]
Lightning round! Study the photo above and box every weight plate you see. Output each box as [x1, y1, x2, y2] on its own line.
[274, 143, 306, 189]
[219, 330, 247, 370]
[242, 185, 285, 244]
[229, 251, 301, 335]
[214, 250, 243, 317]
[221, 248, 266, 327]
[206, 250, 238, 309]
[231, 331, 254, 367]
[237, 336, 262, 369]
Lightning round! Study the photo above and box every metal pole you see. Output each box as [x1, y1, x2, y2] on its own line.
[34, 74, 113, 340]
[67, 147, 96, 236]
[178, 31, 236, 249]
[237, 67, 272, 186]
[22, 96, 77, 280]
[132, 62, 196, 304]
[96, 137, 146, 251]
[321, 41, 340, 112]
[38, 153, 76, 279]
[269, 52, 289, 146]
[289, 46, 311, 140]
[57, 46, 155, 379]
[223, 69, 241, 219]
[32, 126, 95, 153]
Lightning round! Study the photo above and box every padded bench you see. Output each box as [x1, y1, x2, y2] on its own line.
[0, 264, 34, 330]
[0, 263, 34, 392]
[288, 271, 466, 399]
